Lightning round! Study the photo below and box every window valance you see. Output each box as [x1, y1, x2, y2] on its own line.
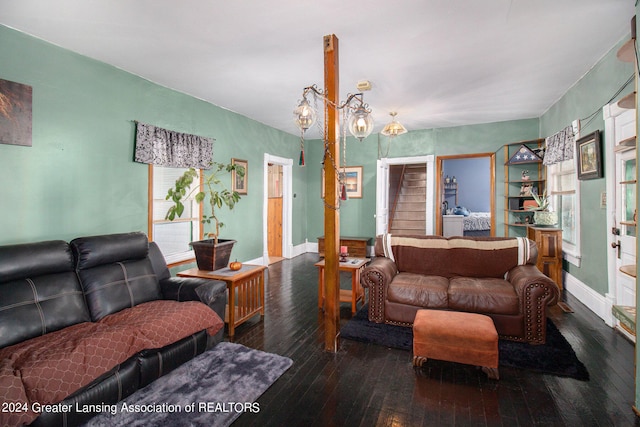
[134, 122, 214, 169]
[543, 125, 574, 166]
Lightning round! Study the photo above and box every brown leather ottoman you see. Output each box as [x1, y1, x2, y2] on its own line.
[412, 309, 499, 379]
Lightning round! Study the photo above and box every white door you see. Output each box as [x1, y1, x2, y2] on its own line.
[613, 148, 636, 306]
[604, 104, 636, 338]
[375, 159, 390, 235]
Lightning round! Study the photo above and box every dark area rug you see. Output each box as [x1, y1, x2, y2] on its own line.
[340, 305, 589, 381]
[85, 342, 293, 427]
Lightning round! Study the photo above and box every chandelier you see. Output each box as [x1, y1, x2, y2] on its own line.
[293, 85, 373, 203]
[381, 111, 407, 137]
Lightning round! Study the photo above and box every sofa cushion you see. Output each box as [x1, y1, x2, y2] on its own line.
[377, 234, 536, 278]
[0, 300, 222, 427]
[0, 240, 90, 349]
[71, 233, 162, 321]
[78, 258, 160, 321]
[0, 321, 147, 427]
[387, 273, 449, 308]
[448, 277, 519, 315]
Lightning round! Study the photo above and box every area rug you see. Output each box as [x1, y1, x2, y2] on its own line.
[85, 342, 293, 427]
[340, 305, 589, 381]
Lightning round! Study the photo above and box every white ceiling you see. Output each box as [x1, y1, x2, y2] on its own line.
[0, 1, 635, 137]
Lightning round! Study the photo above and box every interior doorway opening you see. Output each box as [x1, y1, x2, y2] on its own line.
[435, 153, 496, 237]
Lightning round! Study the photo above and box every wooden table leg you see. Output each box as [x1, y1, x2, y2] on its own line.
[227, 283, 235, 338]
[350, 269, 358, 313]
[259, 270, 265, 316]
[318, 266, 325, 310]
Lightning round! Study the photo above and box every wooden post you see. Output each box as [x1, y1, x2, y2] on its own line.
[323, 34, 340, 352]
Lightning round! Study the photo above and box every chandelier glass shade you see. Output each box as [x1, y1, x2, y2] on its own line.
[293, 97, 317, 131]
[348, 105, 374, 141]
[381, 112, 407, 137]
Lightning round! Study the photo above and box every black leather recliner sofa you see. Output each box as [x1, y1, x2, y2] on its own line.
[0, 232, 227, 426]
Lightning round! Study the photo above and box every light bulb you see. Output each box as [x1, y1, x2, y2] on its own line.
[293, 98, 316, 132]
[347, 106, 373, 141]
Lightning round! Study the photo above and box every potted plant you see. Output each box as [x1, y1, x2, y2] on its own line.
[165, 161, 245, 270]
[526, 190, 558, 226]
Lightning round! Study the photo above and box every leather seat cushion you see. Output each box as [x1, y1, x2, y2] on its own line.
[448, 277, 519, 315]
[387, 273, 449, 309]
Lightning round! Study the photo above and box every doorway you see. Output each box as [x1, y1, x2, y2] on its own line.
[375, 156, 435, 236]
[262, 154, 293, 265]
[435, 153, 496, 237]
[267, 163, 284, 264]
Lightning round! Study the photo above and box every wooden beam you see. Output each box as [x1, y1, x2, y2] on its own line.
[323, 34, 340, 352]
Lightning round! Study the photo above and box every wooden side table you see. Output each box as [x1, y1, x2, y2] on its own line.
[177, 264, 266, 337]
[315, 258, 369, 314]
[527, 226, 563, 290]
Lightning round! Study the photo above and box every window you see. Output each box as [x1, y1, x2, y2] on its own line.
[149, 165, 203, 264]
[547, 146, 581, 266]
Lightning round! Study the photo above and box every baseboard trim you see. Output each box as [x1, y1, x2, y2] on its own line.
[564, 272, 613, 325]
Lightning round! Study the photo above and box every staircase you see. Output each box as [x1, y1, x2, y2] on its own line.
[389, 164, 426, 235]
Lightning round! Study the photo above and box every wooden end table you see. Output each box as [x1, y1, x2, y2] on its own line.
[315, 258, 369, 314]
[177, 264, 266, 338]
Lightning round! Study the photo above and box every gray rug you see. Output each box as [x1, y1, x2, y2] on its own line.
[85, 342, 293, 427]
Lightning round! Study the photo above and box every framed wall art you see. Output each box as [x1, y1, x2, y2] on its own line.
[576, 130, 602, 180]
[322, 166, 363, 199]
[231, 158, 248, 194]
[0, 78, 33, 147]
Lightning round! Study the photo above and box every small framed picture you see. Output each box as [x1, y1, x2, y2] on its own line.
[322, 166, 363, 199]
[231, 158, 248, 195]
[576, 130, 602, 180]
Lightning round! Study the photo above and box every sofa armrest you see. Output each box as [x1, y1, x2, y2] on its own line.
[160, 277, 227, 347]
[360, 257, 398, 323]
[507, 264, 561, 344]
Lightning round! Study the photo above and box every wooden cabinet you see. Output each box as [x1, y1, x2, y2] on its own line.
[527, 226, 563, 290]
[317, 236, 371, 258]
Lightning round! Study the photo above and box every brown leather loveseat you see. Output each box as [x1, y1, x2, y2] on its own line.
[360, 234, 560, 344]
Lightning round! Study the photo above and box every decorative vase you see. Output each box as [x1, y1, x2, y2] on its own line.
[533, 211, 558, 226]
[190, 239, 236, 271]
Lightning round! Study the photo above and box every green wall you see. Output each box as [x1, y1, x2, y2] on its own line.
[304, 119, 539, 241]
[0, 25, 305, 263]
[539, 35, 634, 296]
[0, 23, 633, 299]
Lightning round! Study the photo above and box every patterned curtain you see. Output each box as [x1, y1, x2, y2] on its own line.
[543, 125, 574, 165]
[134, 122, 214, 169]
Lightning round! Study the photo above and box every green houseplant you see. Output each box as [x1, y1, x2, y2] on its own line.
[526, 190, 558, 226]
[165, 161, 245, 270]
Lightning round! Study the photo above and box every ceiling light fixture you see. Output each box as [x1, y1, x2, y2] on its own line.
[381, 111, 407, 137]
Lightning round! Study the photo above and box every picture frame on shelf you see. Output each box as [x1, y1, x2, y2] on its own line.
[576, 130, 602, 180]
[231, 158, 248, 195]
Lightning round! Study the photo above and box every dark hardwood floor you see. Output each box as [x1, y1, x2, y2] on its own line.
[230, 253, 638, 427]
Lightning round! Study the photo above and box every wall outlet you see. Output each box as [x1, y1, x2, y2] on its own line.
[600, 191, 606, 208]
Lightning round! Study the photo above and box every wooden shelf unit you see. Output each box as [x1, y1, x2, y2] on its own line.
[503, 139, 546, 236]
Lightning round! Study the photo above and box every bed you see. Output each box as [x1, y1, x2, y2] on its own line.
[463, 212, 491, 236]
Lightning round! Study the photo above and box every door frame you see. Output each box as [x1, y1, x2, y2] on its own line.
[604, 101, 637, 327]
[435, 153, 496, 236]
[262, 153, 293, 263]
[376, 155, 435, 235]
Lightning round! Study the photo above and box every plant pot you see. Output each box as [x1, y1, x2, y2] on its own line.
[533, 211, 558, 226]
[190, 239, 236, 271]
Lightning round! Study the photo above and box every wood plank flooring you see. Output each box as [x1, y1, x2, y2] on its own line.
[229, 253, 638, 426]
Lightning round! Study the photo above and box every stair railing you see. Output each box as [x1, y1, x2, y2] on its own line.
[388, 165, 406, 232]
